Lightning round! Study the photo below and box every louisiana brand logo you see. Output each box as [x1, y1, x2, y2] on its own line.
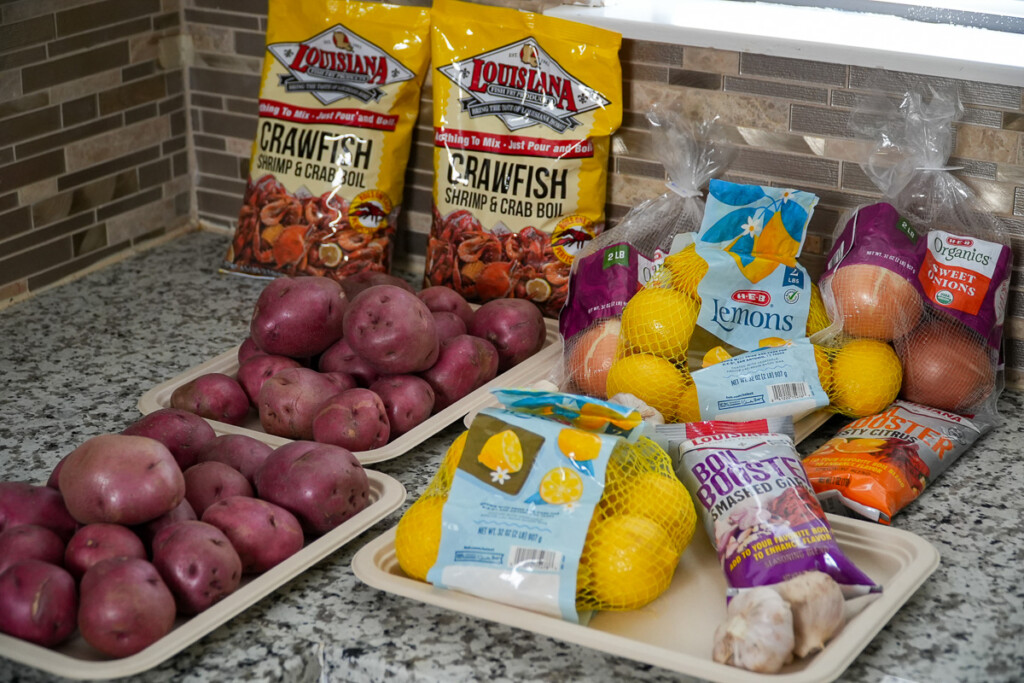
[437, 38, 610, 133]
[268, 25, 415, 105]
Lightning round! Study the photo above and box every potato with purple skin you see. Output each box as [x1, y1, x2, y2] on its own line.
[134, 498, 197, 551]
[58, 434, 185, 526]
[339, 271, 414, 300]
[420, 334, 499, 412]
[0, 481, 79, 542]
[183, 461, 254, 517]
[469, 298, 547, 372]
[64, 523, 147, 580]
[343, 285, 439, 374]
[432, 310, 468, 342]
[312, 388, 390, 451]
[250, 276, 347, 358]
[237, 336, 265, 364]
[369, 375, 435, 437]
[171, 372, 251, 426]
[254, 442, 370, 535]
[196, 434, 274, 485]
[122, 408, 217, 470]
[318, 338, 379, 387]
[236, 353, 302, 405]
[258, 367, 348, 440]
[202, 496, 305, 573]
[418, 286, 474, 327]
[152, 520, 242, 615]
[78, 556, 176, 657]
[0, 525, 66, 575]
[0, 560, 77, 647]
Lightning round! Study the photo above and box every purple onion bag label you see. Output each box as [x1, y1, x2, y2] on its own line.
[559, 241, 639, 340]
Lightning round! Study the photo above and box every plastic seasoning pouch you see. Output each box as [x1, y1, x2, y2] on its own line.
[426, 0, 623, 317]
[223, 0, 430, 281]
[803, 400, 986, 524]
[672, 421, 878, 597]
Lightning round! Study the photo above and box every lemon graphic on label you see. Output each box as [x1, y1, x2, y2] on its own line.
[538, 467, 584, 506]
[557, 428, 602, 462]
[477, 429, 523, 474]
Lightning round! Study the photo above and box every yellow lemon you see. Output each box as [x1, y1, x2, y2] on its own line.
[606, 353, 689, 423]
[663, 244, 708, 300]
[702, 345, 732, 367]
[538, 467, 584, 505]
[676, 374, 701, 423]
[814, 344, 833, 396]
[577, 514, 679, 610]
[477, 429, 523, 473]
[830, 338, 902, 417]
[557, 428, 602, 463]
[440, 430, 469, 484]
[395, 495, 445, 582]
[619, 288, 699, 363]
[807, 283, 831, 335]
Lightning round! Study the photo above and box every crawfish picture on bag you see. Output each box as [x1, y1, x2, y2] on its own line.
[223, 0, 430, 281]
[427, 0, 622, 317]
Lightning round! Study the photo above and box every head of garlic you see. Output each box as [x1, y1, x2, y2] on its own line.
[712, 586, 795, 673]
[771, 570, 846, 658]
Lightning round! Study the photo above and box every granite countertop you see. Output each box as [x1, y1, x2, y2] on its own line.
[1, 229, 1021, 683]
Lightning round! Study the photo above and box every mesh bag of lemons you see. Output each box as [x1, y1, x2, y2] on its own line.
[395, 389, 698, 622]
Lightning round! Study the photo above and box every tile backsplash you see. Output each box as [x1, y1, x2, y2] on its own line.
[3, 0, 1024, 389]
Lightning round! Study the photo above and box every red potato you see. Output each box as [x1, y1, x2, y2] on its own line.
[469, 298, 547, 372]
[202, 496, 305, 573]
[0, 560, 77, 647]
[58, 434, 185, 526]
[152, 520, 242, 615]
[432, 310, 468, 342]
[0, 524, 66, 575]
[343, 285, 439, 374]
[0, 481, 78, 542]
[170, 372, 251, 426]
[78, 557, 176, 657]
[312, 388, 390, 451]
[369, 375, 435, 437]
[183, 461, 254, 517]
[420, 334, 499, 412]
[64, 523, 146, 580]
[339, 270, 414, 300]
[134, 498, 197, 550]
[254, 442, 370, 535]
[46, 456, 66, 489]
[196, 434, 274, 485]
[236, 354, 302, 405]
[257, 367, 347, 440]
[122, 408, 217, 470]
[250, 275, 347, 358]
[318, 337, 379, 387]
[418, 286, 474, 327]
[237, 336, 265, 365]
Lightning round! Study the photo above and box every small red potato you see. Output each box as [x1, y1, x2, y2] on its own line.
[134, 498, 197, 550]
[46, 456, 67, 489]
[420, 335, 499, 411]
[236, 353, 302, 405]
[58, 434, 185, 526]
[0, 524, 66, 575]
[170, 372, 251, 426]
[369, 375, 435, 437]
[122, 408, 217, 470]
[432, 310, 468, 342]
[257, 367, 347, 440]
[237, 336, 265, 364]
[0, 481, 79, 542]
[0, 560, 77, 647]
[183, 461, 254, 517]
[152, 520, 242, 615]
[64, 523, 146, 580]
[312, 388, 390, 451]
[254, 442, 370, 535]
[318, 338, 379, 387]
[339, 271, 414, 300]
[202, 496, 305, 573]
[78, 557, 176, 657]
[418, 286, 474, 327]
[196, 434, 274, 485]
[250, 276, 347, 358]
[343, 285, 440, 374]
[469, 298, 547, 372]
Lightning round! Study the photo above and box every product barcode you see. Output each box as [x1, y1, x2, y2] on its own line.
[768, 382, 812, 402]
[820, 476, 851, 488]
[509, 546, 561, 571]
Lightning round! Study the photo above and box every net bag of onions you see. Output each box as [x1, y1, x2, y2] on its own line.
[818, 88, 1012, 421]
[393, 389, 698, 622]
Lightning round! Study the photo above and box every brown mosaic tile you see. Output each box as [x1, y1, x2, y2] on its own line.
[183, 8, 260, 31]
[123, 60, 159, 83]
[16, 113, 123, 159]
[62, 95, 99, 127]
[235, 30, 265, 58]
[56, 0, 159, 36]
[3, 212, 93, 262]
[0, 91, 48, 120]
[730, 147, 840, 187]
[65, 117, 170, 173]
[622, 40, 684, 66]
[1005, 112, 1024, 132]
[0, 206, 32, 242]
[95, 187, 161, 221]
[189, 67, 261, 99]
[49, 69, 122, 105]
[199, 174, 245, 196]
[840, 161, 879, 194]
[0, 193, 17, 213]
[162, 135, 187, 155]
[0, 150, 65, 193]
[28, 241, 123, 292]
[192, 93, 224, 110]
[1, 238, 73, 288]
[57, 146, 159, 191]
[105, 195, 174, 244]
[125, 103, 159, 125]
[22, 42, 130, 93]
[72, 224, 108, 256]
[0, 45, 48, 73]
[623, 62, 669, 85]
[949, 157, 998, 181]
[739, 54, 847, 87]
[197, 189, 243, 219]
[668, 69, 722, 90]
[724, 76, 828, 104]
[0, 15, 55, 53]
[31, 191, 74, 227]
[961, 107, 1006, 129]
[996, 164, 1024, 184]
[0, 106, 61, 147]
[681, 47, 738, 75]
[0, 279, 29, 303]
[632, 82, 791, 133]
[98, 74, 167, 115]
[790, 104, 853, 139]
[199, 110, 257, 141]
[954, 124, 1019, 165]
[192, 0, 267, 14]
[69, 174, 118, 213]
[1014, 187, 1024, 217]
[848, 68, 1021, 110]
[139, 159, 171, 188]
[616, 157, 664, 180]
[49, 18, 152, 58]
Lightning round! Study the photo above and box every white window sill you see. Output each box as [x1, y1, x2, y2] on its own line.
[546, 1, 1024, 88]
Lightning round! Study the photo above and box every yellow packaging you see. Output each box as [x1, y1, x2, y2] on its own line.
[427, 0, 622, 317]
[224, 0, 430, 280]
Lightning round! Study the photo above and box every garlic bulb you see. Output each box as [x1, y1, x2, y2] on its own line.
[771, 570, 846, 658]
[713, 587, 795, 673]
[608, 393, 665, 425]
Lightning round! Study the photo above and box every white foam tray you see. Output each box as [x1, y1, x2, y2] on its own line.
[0, 470, 406, 680]
[352, 514, 939, 683]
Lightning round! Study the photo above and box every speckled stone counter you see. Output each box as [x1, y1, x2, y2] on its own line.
[1, 230, 1021, 683]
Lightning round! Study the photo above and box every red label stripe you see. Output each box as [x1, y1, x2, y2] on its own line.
[434, 127, 594, 159]
[258, 99, 398, 131]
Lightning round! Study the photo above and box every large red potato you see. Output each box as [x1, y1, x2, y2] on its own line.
[254, 442, 370, 535]
[250, 276, 347, 358]
[58, 434, 185, 526]
[0, 525, 66, 575]
[369, 375, 435, 437]
[134, 498, 197, 550]
[122, 408, 217, 470]
[339, 270, 414, 300]
[257, 367, 347, 439]
[343, 284, 439, 374]
[420, 335, 499, 411]
[0, 560, 77, 647]
[64, 523, 147, 580]
[311, 388, 390, 451]
[0, 481, 78, 542]
[202, 496, 305, 573]
[152, 521, 242, 615]
[196, 434, 274, 485]
[469, 298, 547, 372]
[183, 461, 254, 517]
[237, 336, 265, 365]
[236, 353, 302, 405]
[318, 337, 379, 387]
[432, 311, 468, 342]
[418, 286, 474, 327]
[78, 557, 176, 657]
[170, 372, 250, 426]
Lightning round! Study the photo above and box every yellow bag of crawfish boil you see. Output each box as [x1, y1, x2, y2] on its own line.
[427, 0, 623, 317]
[223, 0, 430, 281]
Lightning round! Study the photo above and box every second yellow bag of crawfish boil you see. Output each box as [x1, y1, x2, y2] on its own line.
[427, 0, 622, 317]
[223, 0, 430, 281]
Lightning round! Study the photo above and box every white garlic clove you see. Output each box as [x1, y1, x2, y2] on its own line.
[608, 392, 665, 425]
[712, 587, 795, 673]
[771, 570, 846, 658]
